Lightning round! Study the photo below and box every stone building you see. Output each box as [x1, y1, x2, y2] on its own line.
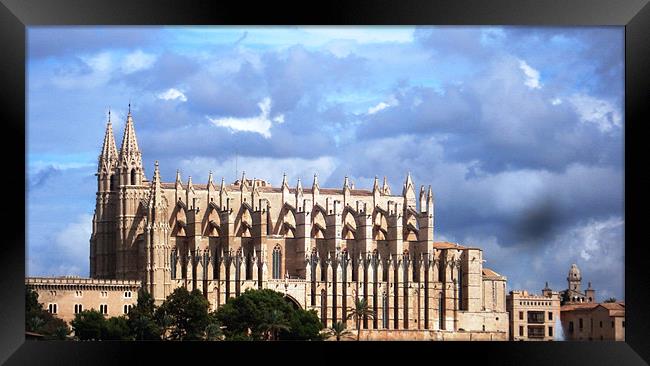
[28, 110, 511, 340]
[560, 302, 625, 341]
[26, 277, 140, 323]
[506, 285, 561, 341]
[555, 263, 624, 341]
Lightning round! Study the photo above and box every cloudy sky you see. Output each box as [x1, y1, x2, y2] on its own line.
[26, 26, 624, 301]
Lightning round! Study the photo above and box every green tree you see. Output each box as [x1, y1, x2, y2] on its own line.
[215, 288, 294, 340]
[103, 316, 131, 340]
[156, 287, 210, 340]
[25, 287, 70, 340]
[604, 297, 617, 303]
[71, 309, 106, 341]
[259, 309, 291, 341]
[324, 321, 354, 341]
[346, 297, 376, 341]
[281, 308, 323, 341]
[127, 289, 160, 340]
[204, 311, 224, 341]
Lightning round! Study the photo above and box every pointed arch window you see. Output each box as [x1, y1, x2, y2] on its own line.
[131, 169, 137, 185]
[438, 293, 444, 330]
[272, 245, 282, 279]
[110, 174, 116, 191]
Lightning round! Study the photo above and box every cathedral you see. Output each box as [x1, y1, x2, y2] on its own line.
[32, 109, 512, 340]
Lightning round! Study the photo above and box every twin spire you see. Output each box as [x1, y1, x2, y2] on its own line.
[98, 106, 142, 173]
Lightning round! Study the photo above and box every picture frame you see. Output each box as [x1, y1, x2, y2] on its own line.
[1, 0, 648, 364]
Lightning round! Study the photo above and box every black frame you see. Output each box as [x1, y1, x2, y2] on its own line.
[1, 0, 648, 364]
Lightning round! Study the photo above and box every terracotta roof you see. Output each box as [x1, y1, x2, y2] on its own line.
[561, 303, 598, 312]
[432, 241, 466, 249]
[482, 268, 502, 278]
[561, 302, 625, 317]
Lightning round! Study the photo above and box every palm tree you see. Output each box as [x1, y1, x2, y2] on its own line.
[325, 321, 354, 341]
[346, 297, 376, 341]
[259, 309, 291, 341]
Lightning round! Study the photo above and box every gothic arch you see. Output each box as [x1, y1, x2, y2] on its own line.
[341, 208, 357, 240]
[205, 202, 222, 237]
[404, 208, 419, 241]
[311, 204, 327, 239]
[237, 202, 254, 237]
[277, 203, 297, 237]
[372, 207, 389, 240]
[171, 201, 188, 237]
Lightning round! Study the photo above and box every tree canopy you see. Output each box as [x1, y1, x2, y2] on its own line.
[216, 288, 322, 341]
[25, 287, 69, 340]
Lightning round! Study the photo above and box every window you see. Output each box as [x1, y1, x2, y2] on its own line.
[527, 325, 545, 338]
[49, 291, 56, 296]
[75, 291, 83, 297]
[569, 321, 574, 332]
[74, 304, 83, 314]
[611, 321, 614, 328]
[457, 265, 463, 310]
[131, 169, 136, 185]
[100, 304, 108, 315]
[548, 311, 553, 321]
[579, 318, 583, 330]
[124, 291, 132, 298]
[519, 326, 524, 336]
[519, 311, 524, 320]
[548, 326, 553, 337]
[527, 311, 545, 324]
[101, 291, 108, 298]
[48, 303, 57, 314]
[600, 321, 603, 328]
[123, 304, 132, 314]
[622, 321, 625, 328]
[272, 245, 282, 279]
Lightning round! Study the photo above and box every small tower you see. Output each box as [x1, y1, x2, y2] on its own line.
[567, 263, 582, 292]
[585, 281, 596, 303]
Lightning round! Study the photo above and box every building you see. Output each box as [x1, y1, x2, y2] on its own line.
[506, 285, 561, 341]
[27, 109, 511, 340]
[556, 263, 624, 341]
[26, 276, 140, 323]
[561, 302, 625, 341]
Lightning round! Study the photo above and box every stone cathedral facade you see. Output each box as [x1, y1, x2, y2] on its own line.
[42, 110, 511, 340]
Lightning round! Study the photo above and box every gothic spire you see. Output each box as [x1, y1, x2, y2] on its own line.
[343, 176, 350, 190]
[120, 107, 141, 157]
[296, 177, 303, 193]
[382, 176, 391, 195]
[372, 176, 380, 192]
[207, 171, 214, 188]
[175, 169, 182, 187]
[281, 172, 289, 188]
[98, 111, 118, 173]
[312, 173, 319, 190]
[150, 160, 162, 206]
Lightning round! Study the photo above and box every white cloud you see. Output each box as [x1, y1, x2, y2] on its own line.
[157, 88, 188, 102]
[121, 49, 156, 74]
[207, 97, 285, 138]
[175, 155, 338, 187]
[551, 98, 562, 105]
[367, 95, 399, 115]
[518, 59, 541, 89]
[54, 213, 93, 266]
[569, 94, 622, 132]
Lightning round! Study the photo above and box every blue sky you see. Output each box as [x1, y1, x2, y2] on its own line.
[26, 26, 624, 301]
